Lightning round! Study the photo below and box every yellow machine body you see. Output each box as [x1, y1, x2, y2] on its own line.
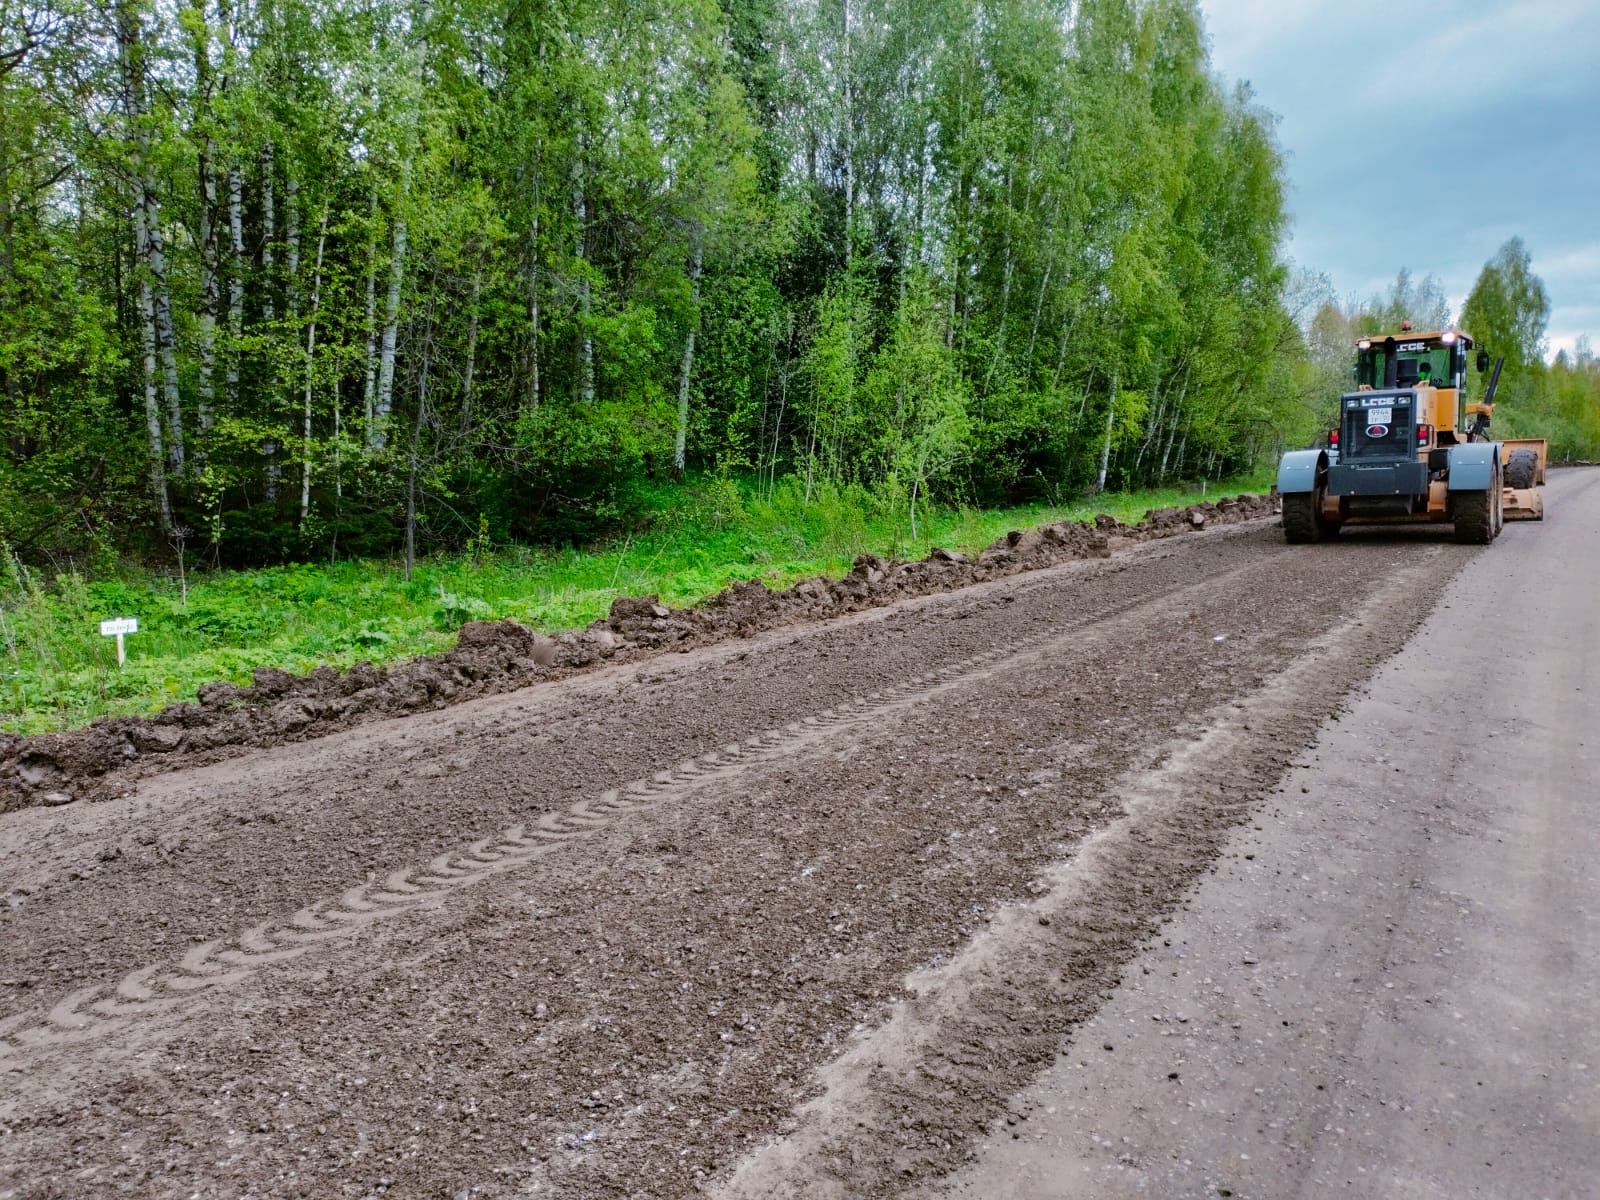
[1282, 326, 1550, 544]
[1498, 436, 1546, 521]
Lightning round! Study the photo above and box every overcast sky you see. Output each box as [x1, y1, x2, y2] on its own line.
[1197, 0, 1599, 357]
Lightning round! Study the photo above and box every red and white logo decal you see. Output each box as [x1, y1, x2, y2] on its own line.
[1366, 424, 1390, 438]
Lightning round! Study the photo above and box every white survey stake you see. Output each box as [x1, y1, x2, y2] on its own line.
[100, 616, 138, 665]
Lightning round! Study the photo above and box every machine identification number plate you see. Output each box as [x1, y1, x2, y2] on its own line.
[1368, 407, 1393, 424]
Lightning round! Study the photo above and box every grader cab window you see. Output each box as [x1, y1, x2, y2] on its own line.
[1355, 342, 1460, 389]
[1396, 348, 1453, 388]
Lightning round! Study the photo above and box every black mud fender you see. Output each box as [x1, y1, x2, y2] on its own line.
[1447, 442, 1500, 491]
[1277, 449, 1327, 495]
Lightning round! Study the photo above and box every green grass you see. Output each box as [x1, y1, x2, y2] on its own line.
[0, 470, 1274, 734]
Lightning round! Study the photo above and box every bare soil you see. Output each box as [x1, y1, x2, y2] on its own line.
[0, 506, 1481, 1199]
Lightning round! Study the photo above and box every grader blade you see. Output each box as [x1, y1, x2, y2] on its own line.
[1501, 437, 1547, 521]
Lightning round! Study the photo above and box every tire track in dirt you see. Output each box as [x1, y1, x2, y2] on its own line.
[0, 558, 1274, 1063]
[714, 550, 1450, 1200]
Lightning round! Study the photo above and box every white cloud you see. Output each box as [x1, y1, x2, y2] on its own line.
[1538, 243, 1600, 283]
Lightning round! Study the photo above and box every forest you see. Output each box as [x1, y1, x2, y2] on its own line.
[1, 0, 1595, 571]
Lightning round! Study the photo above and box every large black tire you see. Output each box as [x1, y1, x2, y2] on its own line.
[1283, 491, 1335, 543]
[1451, 483, 1497, 545]
[1505, 447, 1539, 490]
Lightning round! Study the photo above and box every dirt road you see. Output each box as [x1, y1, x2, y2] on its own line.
[2, 473, 1595, 1199]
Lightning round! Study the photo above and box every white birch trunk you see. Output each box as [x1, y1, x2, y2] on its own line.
[403, 300, 434, 582]
[226, 160, 244, 411]
[462, 269, 481, 435]
[300, 206, 327, 527]
[842, 0, 854, 241]
[133, 197, 173, 532]
[143, 186, 184, 475]
[192, 3, 217, 440]
[1096, 369, 1118, 492]
[261, 142, 275, 322]
[574, 151, 594, 405]
[525, 211, 541, 416]
[265, 171, 299, 499]
[284, 174, 299, 311]
[984, 167, 1016, 399]
[361, 188, 378, 436]
[373, 163, 410, 449]
[672, 231, 704, 478]
[196, 142, 218, 438]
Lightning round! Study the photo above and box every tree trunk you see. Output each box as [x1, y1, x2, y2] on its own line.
[361, 188, 378, 436]
[984, 166, 1016, 401]
[672, 230, 703, 480]
[0, 143, 18, 425]
[524, 211, 541, 416]
[1134, 365, 1164, 476]
[1158, 363, 1189, 485]
[404, 298, 435, 583]
[284, 174, 299, 310]
[1024, 196, 1062, 377]
[462, 268, 482, 436]
[133, 198, 173, 532]
[260, 141, 275, 321]
[300, 205, 327, 528]
[192, 2, 217, 441]
[333, 387, 343, 502]
[195, 143, 218, 440]
[144, 185, 184, 476]
[768, 314, 792, 500]
[117, 1, 183, 478]
[374, 164, 410, 449]
[573, 149, 594, 405]
[226, 160, 244, 412]
[265, 171, 299, 501]
[1096, 368, 1119, 493]
[1052, 313, 1074, 391]
[842, 0, 854, 242]
[217, 0, 241, 419]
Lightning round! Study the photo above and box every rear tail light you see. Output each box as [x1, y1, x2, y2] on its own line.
[1418, 424, 1432, 445]
[1329, 429, 1340, 447]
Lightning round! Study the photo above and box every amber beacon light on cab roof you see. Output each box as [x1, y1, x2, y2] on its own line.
[1276, 323, 1547, 543]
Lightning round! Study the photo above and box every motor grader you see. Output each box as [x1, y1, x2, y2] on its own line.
[1278, 325, 1546, 543]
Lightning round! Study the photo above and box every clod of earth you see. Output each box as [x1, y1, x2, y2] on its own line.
[0, 495, 1276, 814]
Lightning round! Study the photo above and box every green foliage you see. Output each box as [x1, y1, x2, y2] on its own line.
[16, 0, 1590, 590]
[1, 0, 1308, 574]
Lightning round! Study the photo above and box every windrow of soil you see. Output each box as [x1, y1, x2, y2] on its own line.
[1, 494, 1276, 814]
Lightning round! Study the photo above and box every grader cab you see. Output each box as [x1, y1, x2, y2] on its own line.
[1277, 325, 1546, 544]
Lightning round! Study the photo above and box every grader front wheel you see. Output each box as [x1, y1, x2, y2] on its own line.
[1283, 489, 1338, 543]
[1451, 482, 1499, 545]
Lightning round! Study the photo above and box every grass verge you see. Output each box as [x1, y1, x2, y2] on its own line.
[1, 471, 1274, 734]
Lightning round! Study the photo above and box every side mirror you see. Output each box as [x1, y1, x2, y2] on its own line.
[1476, 349, 1491, 373]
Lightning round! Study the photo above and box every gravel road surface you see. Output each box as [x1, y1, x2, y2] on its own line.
[930, 466, 1600, 1200]
[2, 473, 1594, 1199]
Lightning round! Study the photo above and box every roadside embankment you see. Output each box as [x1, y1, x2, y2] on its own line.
[0, 495, 1275, 813]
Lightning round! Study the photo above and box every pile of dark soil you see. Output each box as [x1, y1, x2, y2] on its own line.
[0, 494, 1275, 813]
